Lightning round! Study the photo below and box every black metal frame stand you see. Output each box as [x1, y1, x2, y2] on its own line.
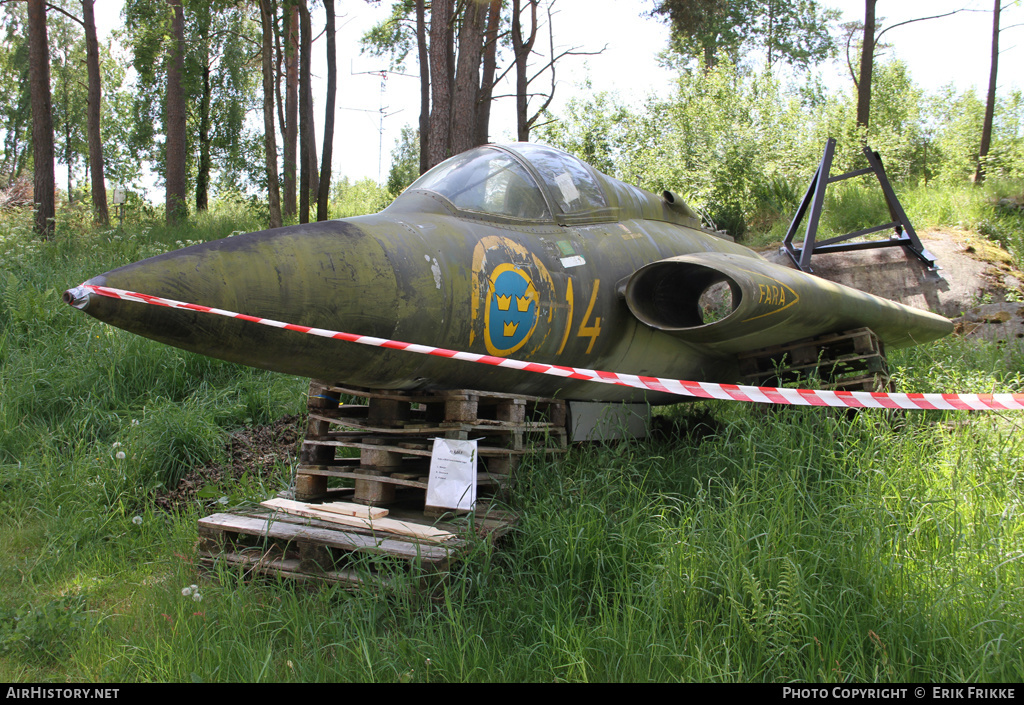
[781, 138, 938, 273]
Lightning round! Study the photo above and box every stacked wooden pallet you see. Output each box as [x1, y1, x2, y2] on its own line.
[294, 381, 568, 507]
[737, 327, 893, 393]
[197, 381, 567, 586]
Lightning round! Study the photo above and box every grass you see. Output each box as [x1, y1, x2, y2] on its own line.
[1, 190, 1023, 682]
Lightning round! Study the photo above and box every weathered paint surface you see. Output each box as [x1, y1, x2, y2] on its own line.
[68, 144, 953, 404]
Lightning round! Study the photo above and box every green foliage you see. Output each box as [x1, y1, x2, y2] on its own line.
[534, 89, 633, 177]
[927, 87, 986, 184]
[118, 0, 263, 204]
[535, 54, 1024, 250]
[0, 3, 31, 185]
[862, 61, 927, 182]
[387, 125, 421, 196]
[50, 24, 89, 200]
[330, 177, 392, 218]
[0, 2, 139, 195]
[0, 595, 97, 663]
[605, 60, 809, 237]
[650, 0, 839, 71]
[360, 0, 418, 72]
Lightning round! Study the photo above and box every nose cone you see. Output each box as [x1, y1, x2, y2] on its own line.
[64, 219, 405, 382]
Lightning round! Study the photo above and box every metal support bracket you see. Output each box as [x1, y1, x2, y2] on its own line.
[781, 138, 939, 273]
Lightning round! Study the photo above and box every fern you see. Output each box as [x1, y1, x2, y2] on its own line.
[1, 272, 18, 322]
[726, 558, 807, 672]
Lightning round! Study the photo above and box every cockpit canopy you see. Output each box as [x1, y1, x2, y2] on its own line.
[406, 144, 610, 221]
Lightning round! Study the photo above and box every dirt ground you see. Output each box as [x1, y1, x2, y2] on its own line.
[153, 414, 302, 512]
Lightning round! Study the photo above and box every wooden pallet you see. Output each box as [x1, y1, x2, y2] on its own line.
[197, 381, 562, 587]
[295, 381, 568, 507]
[737, 327, 893, 393]
[197, 500, 517, 588]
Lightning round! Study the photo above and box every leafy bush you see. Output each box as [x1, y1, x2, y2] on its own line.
[1, 595, 96, 663]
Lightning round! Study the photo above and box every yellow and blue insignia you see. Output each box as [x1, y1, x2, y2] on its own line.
[485, 263, 538, 356]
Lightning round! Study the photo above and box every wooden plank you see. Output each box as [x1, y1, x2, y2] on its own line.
[298, 470, 428, 489]
[197, 551, 381, 587]
[273, 498, 389, 520]
[761, 353, 885, 376]
[303, 438, 564, 458]
[294, 469, 503, 489]
[324, 383, 567, 406]
[259, 500, 457, 544]
[309, 411, 563, 434]
[198, 512, 452, 561]
[296, 460, 427, 473]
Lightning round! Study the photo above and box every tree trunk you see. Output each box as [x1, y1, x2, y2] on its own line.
[416, 0, 430, 175]
[165, 0, 188, 224]
[65, 102, 73, 204]
[299, 0, 318, 223]
[82, 0, 109, 225]
[975, 0, 1000, 185]
[307, 90, 318, 203]
[427, 0, 454, 169]
[703, 44, 715, 69]
[27, 0, 55, 239]
[855, 0, 876, 131]
[283, 2, 298, 217]
[65, 123, 73, 203]
[62, 51, 73, 205]
[474, 0, 501, 147]
[512, 0, 538, 142]
[316, 0, 336, 221]
[260, 0, 283, 228]
[450, 0, 486, 156]
[196, 46, 212, 212]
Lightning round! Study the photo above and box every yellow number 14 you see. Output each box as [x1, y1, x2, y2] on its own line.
[577, 280, 601, 354]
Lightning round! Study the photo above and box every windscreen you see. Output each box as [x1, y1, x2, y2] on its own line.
[408, 148, 551, 220]
[509, 144, 608, 215]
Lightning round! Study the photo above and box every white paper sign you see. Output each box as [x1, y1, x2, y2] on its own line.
[426, 438, 478, 511]
[554, 171, 579, 204]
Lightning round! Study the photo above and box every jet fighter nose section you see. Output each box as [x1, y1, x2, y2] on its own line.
[62, 285, 91, 310]
[64, 218, 413, 383]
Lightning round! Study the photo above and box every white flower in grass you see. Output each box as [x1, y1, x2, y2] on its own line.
[192, 592, 202, 602]
[182, 586, 193, 596]
[115, 451, 126, 460]
[132, 515, 143, 525]
[112, 442, 122, 448]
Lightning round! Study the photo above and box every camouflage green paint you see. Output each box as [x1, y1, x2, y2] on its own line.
[67, 144, 953, 404]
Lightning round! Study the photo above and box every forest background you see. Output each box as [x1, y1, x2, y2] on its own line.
[2, 0, 1024, 239]
[3, 0, 1024, 684]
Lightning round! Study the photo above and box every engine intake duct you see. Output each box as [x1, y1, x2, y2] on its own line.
[624, 252, 953, 354]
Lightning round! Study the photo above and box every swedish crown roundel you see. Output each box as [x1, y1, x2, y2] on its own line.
[485, 263, 539, 356]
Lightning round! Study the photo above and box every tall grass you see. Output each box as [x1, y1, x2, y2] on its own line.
[1, 203, 1023, 682]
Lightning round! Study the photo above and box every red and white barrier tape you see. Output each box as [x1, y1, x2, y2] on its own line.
[76, 283, 1024, 411]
